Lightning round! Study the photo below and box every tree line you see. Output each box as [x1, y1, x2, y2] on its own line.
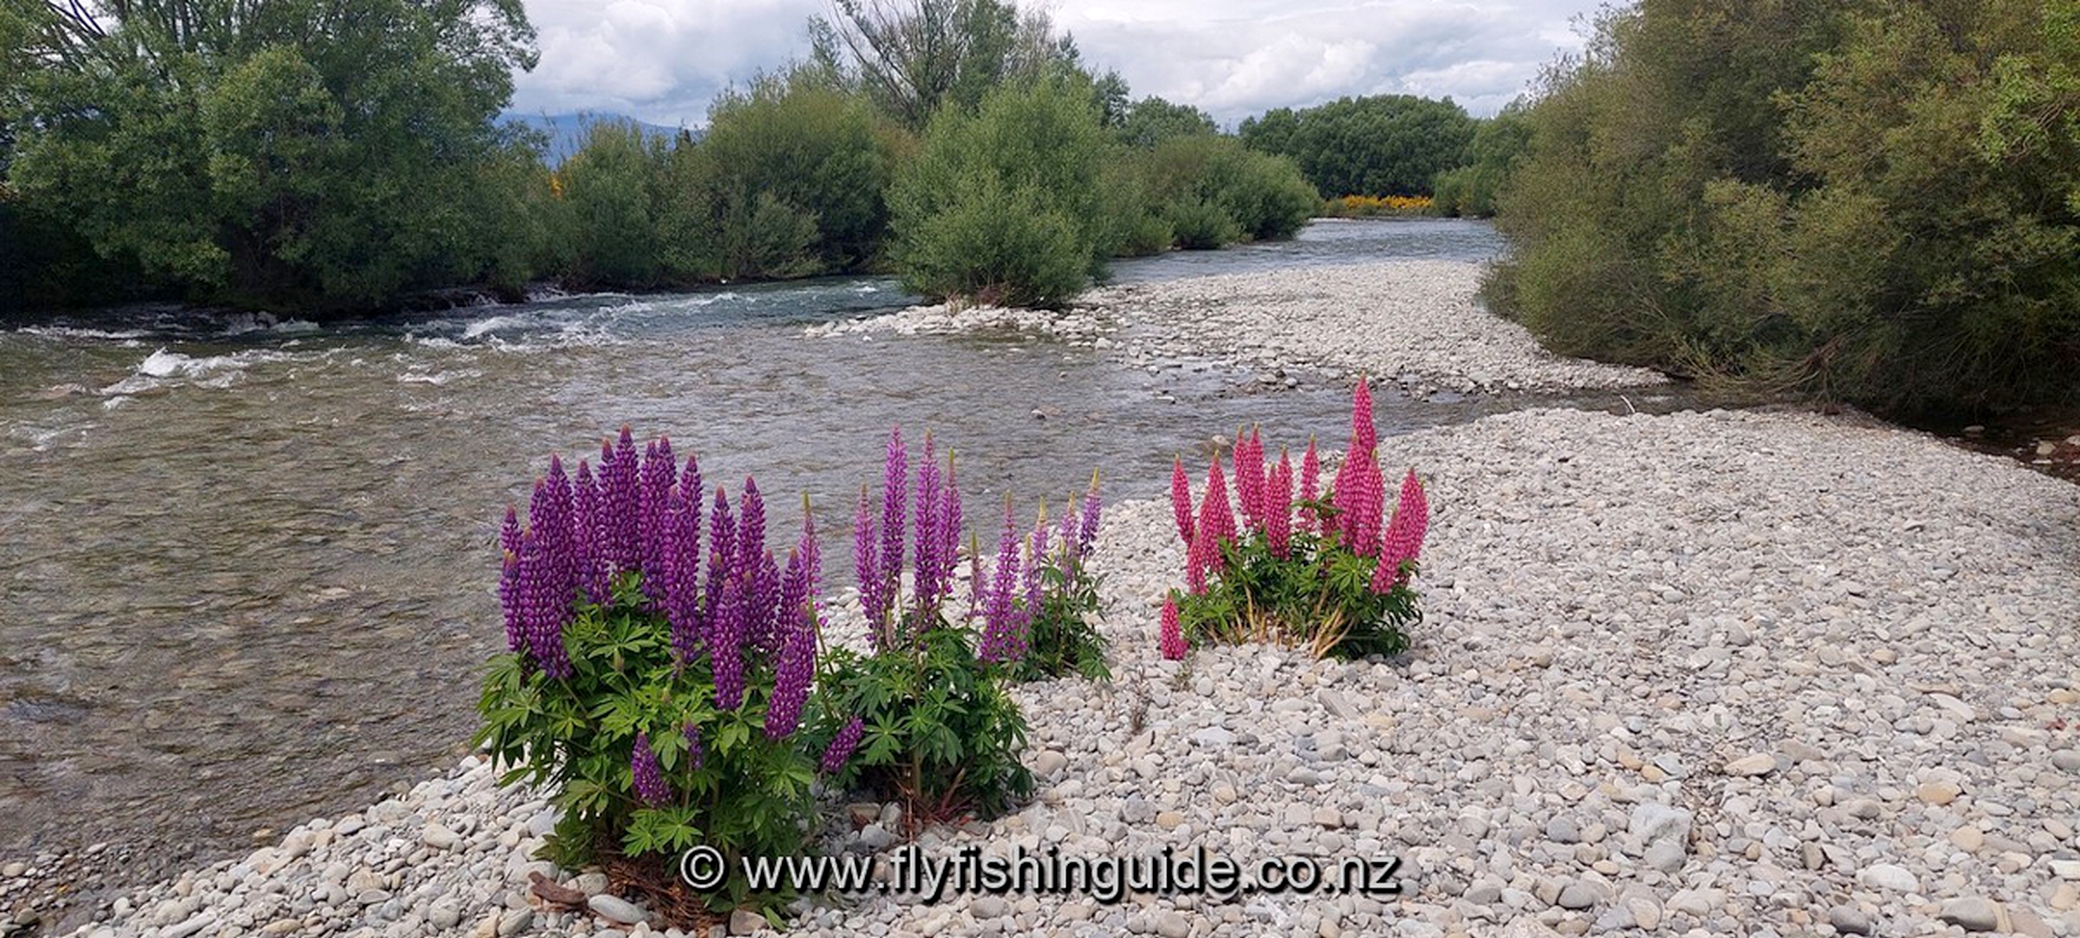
[1485, 0, 2080, 416]
[0, 0, 1506, 317]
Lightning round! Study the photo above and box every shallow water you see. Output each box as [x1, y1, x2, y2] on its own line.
[0, 219, 1672, 900]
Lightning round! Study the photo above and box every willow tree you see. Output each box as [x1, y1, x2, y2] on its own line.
[807, 0, 1083, 128]
[5, 0, 541, 312]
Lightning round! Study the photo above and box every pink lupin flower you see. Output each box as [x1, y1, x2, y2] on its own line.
[1299, 438, 1321, 534]
[1159, 594, 1188, 660]
[1266, 451, 1294, 559]
[1235, 427, 1266, 533]
[1185, 520, 1214, 595]
[1169, 456, 1195, 548]
[1200, 457, 1235, 547]
[1373, 470, 1429, 592]
[1351, 377, 1377, 458]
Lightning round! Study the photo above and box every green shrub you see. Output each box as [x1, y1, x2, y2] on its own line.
[1239, 95, 1476, 199]
[1493, 0, 2080, 414]
[889, 80, 1108, 306]
[1005, 480, 1110, 683]
[1139, 135, 1314, 249]
[1165, 197, 1241, 250]
[698, 79, 896, 272]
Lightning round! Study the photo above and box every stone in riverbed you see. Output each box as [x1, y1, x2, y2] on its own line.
[1859, 864, 1918, 893]
[1939, 898, 2001, 932]
[729, 908, 767, 935]
[1828, 905, 1872, 935]
[1722, 753, 1776, 777]
[587, 894, 647, 925]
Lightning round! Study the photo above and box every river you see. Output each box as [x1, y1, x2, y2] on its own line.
[0, 218, 1664, 910]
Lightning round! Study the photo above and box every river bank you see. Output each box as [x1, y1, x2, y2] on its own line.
[55, 403, 2080, 938]
[43, 253, 2080, 937]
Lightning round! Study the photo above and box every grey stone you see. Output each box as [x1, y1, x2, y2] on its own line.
[587, 894, 647, 925]
[1828, 905, 1872, 935]
[1938, 898, 2001, 932]
[728, 908, 767, 935]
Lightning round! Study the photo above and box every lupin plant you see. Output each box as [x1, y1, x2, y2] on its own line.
[474, 427, 861, 916]
[1164, 380, 1429, 658]
[818, 427, 1103, 823]
[1005, 473, 1111, 682]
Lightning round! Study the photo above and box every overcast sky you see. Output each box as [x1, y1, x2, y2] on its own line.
[509, 1, 1595, 129]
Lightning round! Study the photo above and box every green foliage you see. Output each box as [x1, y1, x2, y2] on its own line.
[1493, 0, 2080, 413]
[473, 573, 820, 912]
[1133, 134, 1318, 249]
[1007, 532, 1110, 684]
[1176, 515, 1421, 660]
[1116, 96, 1219, 148]
[5, 0, 539, 313]
[1432, 107, 1531, 218]
[698, 78, 898, 272]
[889, 79, 1109, 306]
[1239, 95, 1477, 198]
[548, 119, 678, 288]
[816, 623, 1034, 821]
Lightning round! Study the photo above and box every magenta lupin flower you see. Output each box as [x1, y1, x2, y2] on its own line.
[1267, 452, 1294, 559]
[821, 716, 865, 774]
[878, 428, 907, 609]
[1184, 519, 1214, 595]
[1339, 450, 1386, 558]
[1374, 470, 1429, 591]
[1200, 458, 1236, 548]
[631, 731, 669, 806]
[1299, 438, 1321, 534]
[1159, 594, 1187, 660]
[1235, 428, 1265, 533]
[1352, 377, 1377, 457]
[1169, 456, 1195, 548]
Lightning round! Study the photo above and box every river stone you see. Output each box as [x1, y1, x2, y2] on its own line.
[1555, 882, 1600, 910]
[1722, 753, 1776, 777]
[1939, 898, 2001, 932]
[1860, 864, 1919, 893]
[1829, 906, 1872, 935]
[729, 908, 766, 935]
[587, 894, 647, 925]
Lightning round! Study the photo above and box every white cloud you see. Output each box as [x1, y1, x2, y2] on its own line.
[510, 0, 1591, 126]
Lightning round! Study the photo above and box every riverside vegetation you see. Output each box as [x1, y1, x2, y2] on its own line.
[1486, 0, 2080, 417]
[0, 0, 1514, 318]
[476, 386, 1426, 928]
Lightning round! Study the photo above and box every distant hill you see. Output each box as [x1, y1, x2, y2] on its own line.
[499, 112, 696, 165]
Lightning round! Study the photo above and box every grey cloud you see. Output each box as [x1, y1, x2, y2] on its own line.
[511, 0, 1590, 126]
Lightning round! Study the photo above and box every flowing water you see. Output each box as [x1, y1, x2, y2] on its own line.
[0, 219, 1684, 906]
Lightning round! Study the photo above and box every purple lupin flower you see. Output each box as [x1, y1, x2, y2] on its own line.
[602, 427, 641, 571]
[821, 716, 865, 774]
[531, 456, 577, 601]
[913, 434, 943, 613]
[934, 455, 963, 614]
[763, 595, 815, 741]
[878, 428, 907, 609]
[978, 500, 1026, 664]
[702, 488, 735, 634]
[665, 491, 704, 661]
[708, 560, 746, 711]
[499, 505, 521, 556]
[498, 552, 524, 654]
[737, 477, 766, 574]
[572, 461, 607, 603]
[1025, 511, 1050, 622]
[683, 721, 705, 772]
[854, 486, 888, 643]
[516, 526, 572, 678]
[1077, 473, 1102, 558]
[638, 437, 677, 602]
[631, 731, 670, 806]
